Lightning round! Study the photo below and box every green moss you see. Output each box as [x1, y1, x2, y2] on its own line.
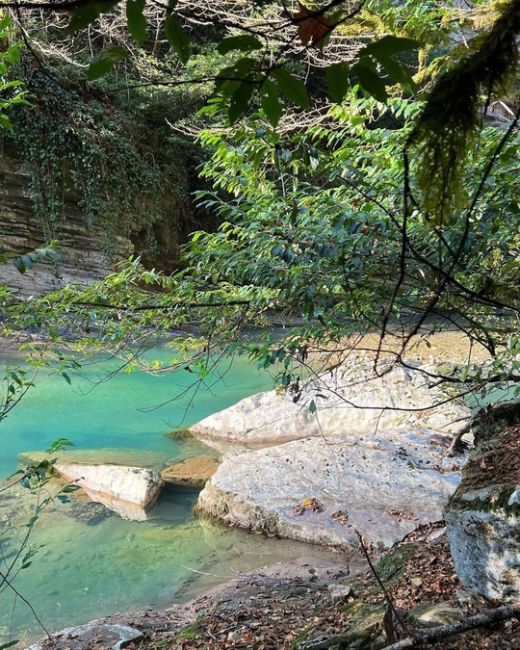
[348, 544, 417, 599]
[291, 628, 310, 648]
[409, 0, 520, 223]
[450, 491, 520, 518]
[1, 52, 203, 266]
[164, 428, 194, 441]
[172, 619, 204, 641]
[373, 544, 416, 585]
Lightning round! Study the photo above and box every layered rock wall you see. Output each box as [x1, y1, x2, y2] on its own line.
[0, 153, 133, 296]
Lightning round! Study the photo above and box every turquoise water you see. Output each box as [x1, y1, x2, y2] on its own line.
[0, 346, 273, 478]
[0, 347, 332, 647]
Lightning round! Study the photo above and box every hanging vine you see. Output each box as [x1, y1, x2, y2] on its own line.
[1, 53, 196, 260]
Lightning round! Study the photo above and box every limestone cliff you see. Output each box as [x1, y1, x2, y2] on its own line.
[0, 152, 134, 296]
[0, 149, 190, 296]
[0, 55, 204, 296]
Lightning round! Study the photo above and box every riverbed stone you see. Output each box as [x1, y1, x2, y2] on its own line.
[53, 464, 163, 519]
[328, 583, 355, 603]
[161, 455, 219, 488]
[189, 359, 471, 452]
[18, 448, 169, 468]
[66, 499, 114, 525]
[27, 622, 143, 650]
[445, 401, 520, 604]
[197, 429, 464, 549]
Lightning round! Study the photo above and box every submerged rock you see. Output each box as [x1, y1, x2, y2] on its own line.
[19, 447, 168, 468]
[189, 360, 471, 452]
[161, 455, 219, 488]
[197, 430, 464, 549]
[53, 463, 163, 520]
[66, 499, 114, 526]
[445, 402, 520, 604]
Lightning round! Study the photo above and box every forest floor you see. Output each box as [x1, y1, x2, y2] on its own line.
[126, 523, 519, 650]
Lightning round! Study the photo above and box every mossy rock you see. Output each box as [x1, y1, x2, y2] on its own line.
[338, 603, 396, 649]
[445, 403, 520, 603]
[374, 544, 416, 584]
[408, 601, 464, 628]
[348, 544, 417, 601]
[164, 428, 195, 441]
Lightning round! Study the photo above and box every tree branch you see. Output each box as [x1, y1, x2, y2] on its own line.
[382, 604, 520, 650]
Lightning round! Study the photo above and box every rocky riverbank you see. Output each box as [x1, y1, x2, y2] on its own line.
[29, 523, 520, 650]
[20, 352, 520, 649]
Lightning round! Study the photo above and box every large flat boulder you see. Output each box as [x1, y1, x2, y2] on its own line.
[190, 361, 471, 452]
[54, 464, 163, 520]
[445, 402, 520, 604]
[197, 429, 464, 550]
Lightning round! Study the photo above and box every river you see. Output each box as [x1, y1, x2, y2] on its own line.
[0, 346, 336, 647]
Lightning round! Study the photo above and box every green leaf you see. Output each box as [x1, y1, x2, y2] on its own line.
[46, 438, 74, 454]
[0, 641, 19, 649]
[69, 0, 118, 32]
[363, 35, 419, 59]
[353, 62, 387, 102]
[13, 254, 31, 274]
[0, 114, 12, 131]
[216, 58, 253, 95]
[164, 14, 191, 64]
[378, 56, 416, 90]
[61, 372, 72, 385]
[218, 35, 263, 55]
[87, 46, 128, 80]
[260, 80, 282, 127]
[272, 69, 309, 109]
[325, 62, 350, 103]
[228, 81, 255, 123]
[5, 43, 21, 65]
[126, 0, 147, 44]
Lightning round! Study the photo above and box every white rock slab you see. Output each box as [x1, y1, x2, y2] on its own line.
[54, 464, 163, 519]
[446, 505, 520, 604]
[190, 361, 471, 452]
[197, 429, 465, 549]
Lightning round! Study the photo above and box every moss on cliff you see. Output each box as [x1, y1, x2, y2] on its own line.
[1, 48, 212, 272]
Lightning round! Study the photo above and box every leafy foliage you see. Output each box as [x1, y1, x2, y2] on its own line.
[6, 80, 519, 397]
[0, 12, 26, 130]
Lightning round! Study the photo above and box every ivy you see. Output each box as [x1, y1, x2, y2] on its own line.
[1, 58, 196, 257]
